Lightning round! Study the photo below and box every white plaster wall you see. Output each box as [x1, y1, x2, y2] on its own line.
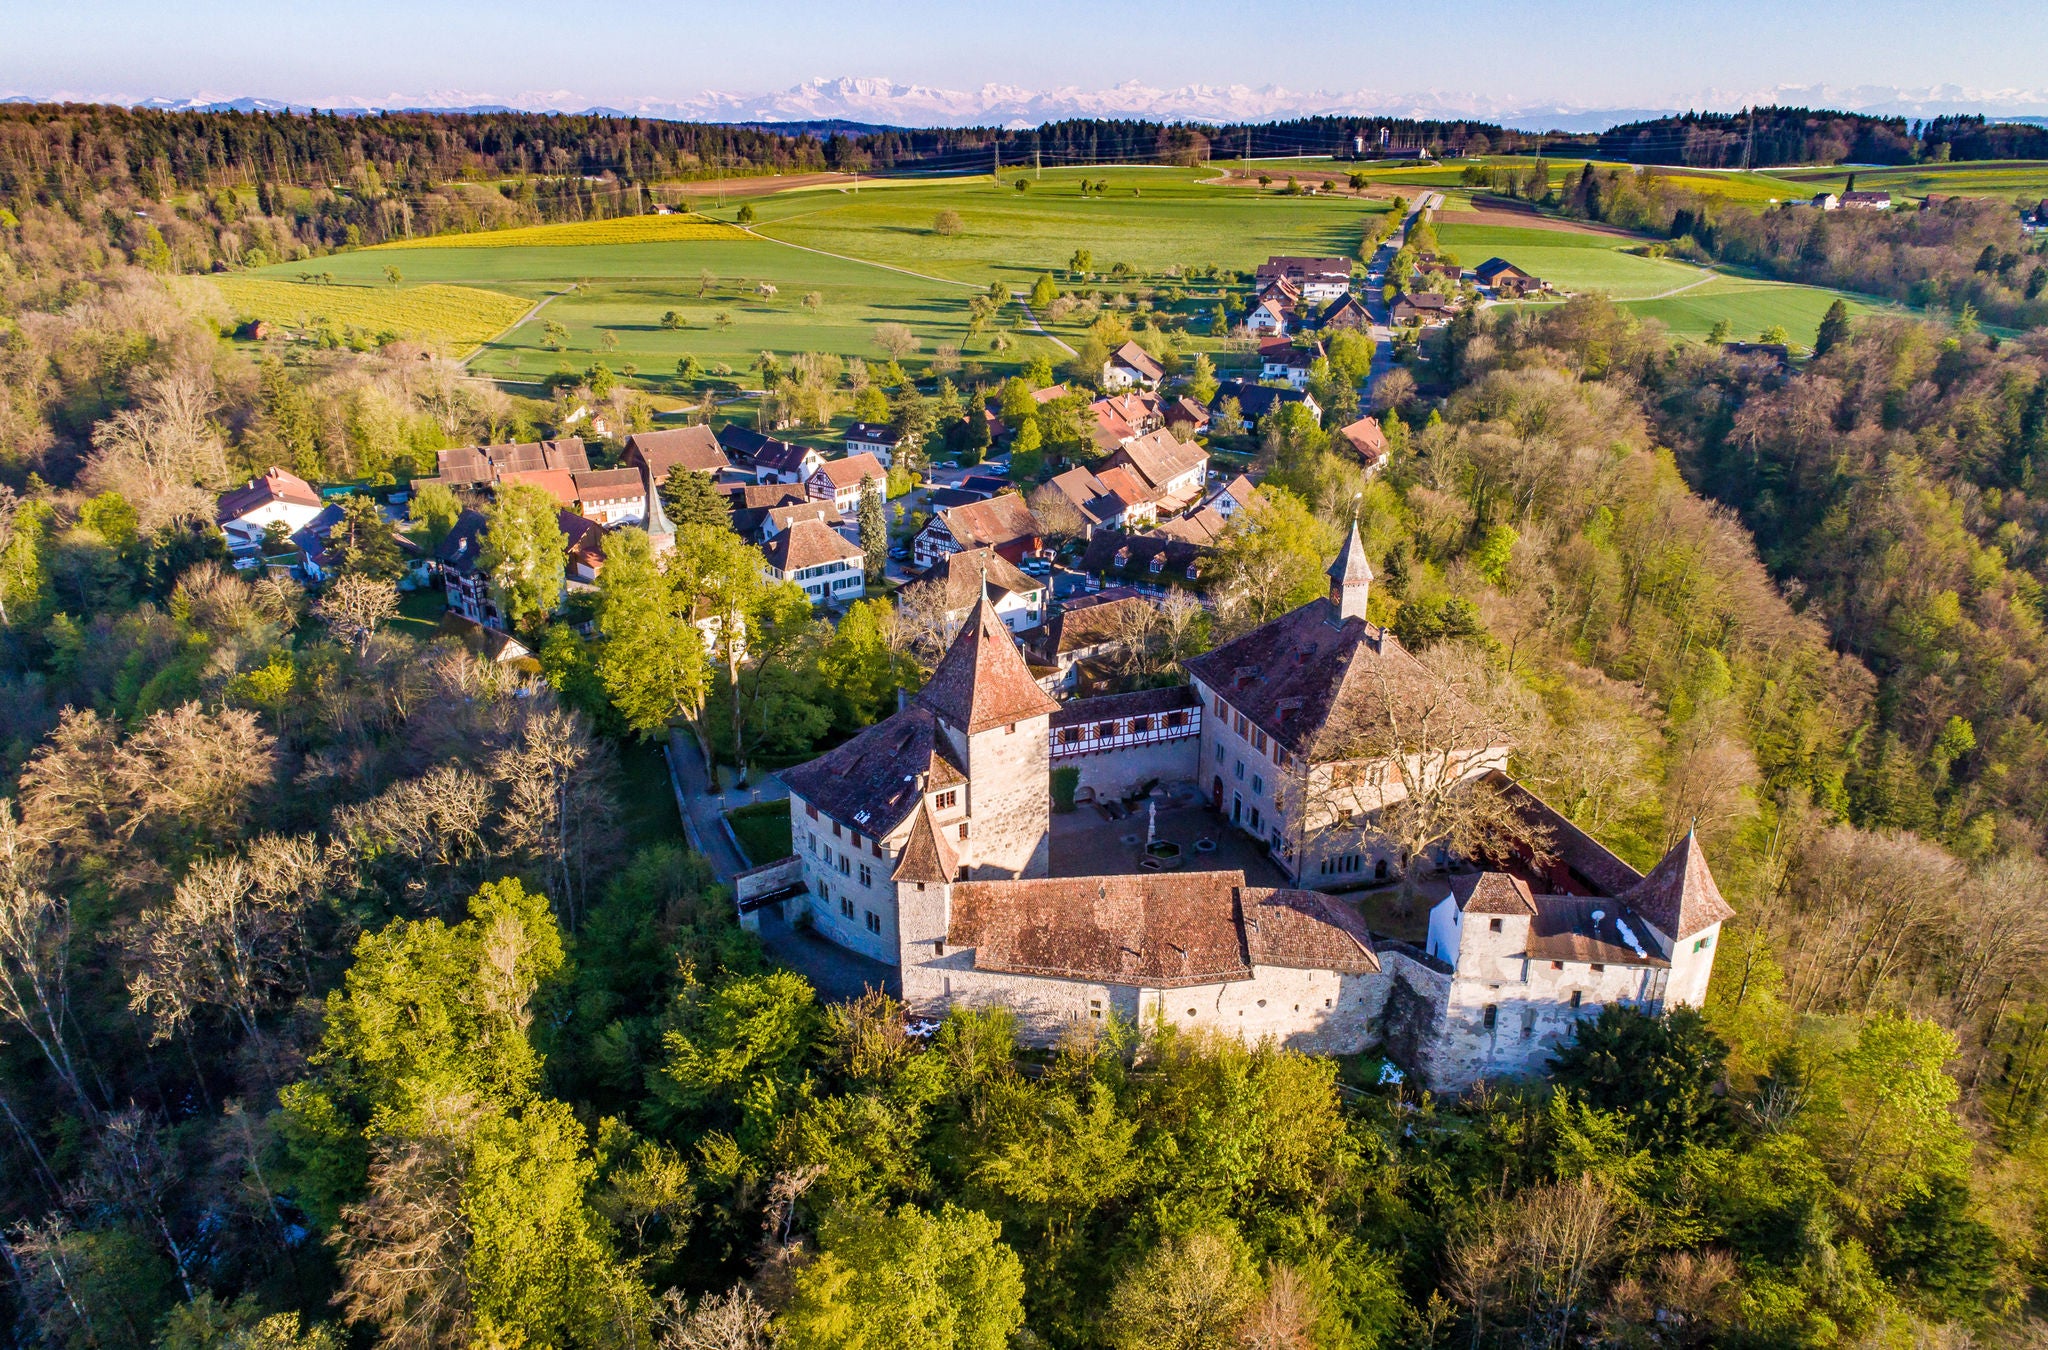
[1662, 921, 1721, 1009]
[791, 790, 901, 966]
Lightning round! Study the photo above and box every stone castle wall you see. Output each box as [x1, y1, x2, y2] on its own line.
[965, 713, 1052, 879]
[1060, 736, 1202, 803]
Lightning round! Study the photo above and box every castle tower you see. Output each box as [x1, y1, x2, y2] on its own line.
[916, 591, 1059, 879]
[1327, 519, 1373, 624]
[1618, 830, 1735, 1009]
[893, 800, 960, 1013]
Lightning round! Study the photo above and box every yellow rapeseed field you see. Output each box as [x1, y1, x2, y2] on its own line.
[200, 278, 533, 353]
[366, 214, 750, 250]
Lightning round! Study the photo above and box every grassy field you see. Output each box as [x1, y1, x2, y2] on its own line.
[201, 276, 533, 354]
[1434, 218, 1893, 343]
[725, 801, 792, 866]
[621, 741, 683, 849]
[368, 214, 749, 250]
[1763, 160, 2048, 200]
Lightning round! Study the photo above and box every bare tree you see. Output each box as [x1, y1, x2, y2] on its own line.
[872, 323, 917, 361]
[69, 1109, 199, 1300]
[1027, 483, 1090, 548]
[1782, 825, 1962, 1015]
[1447, 1176, 1624, 1350]
[0, 801, 94, 1117]
[317, 574, 401, 654]
[126, 833, 326, 1046]
[331, 765, 495, 914]
[1239, 1263, 1320, 1350]
[1660, 719, 1759, 851]
[1298, 643, 1548, 906]
[334, 1109, 475, 1350]
[653, 1286, 776, 1350]
[890, 577, 959, 672]
[489, 708, 622, 926]
[82, 369, 231, 530]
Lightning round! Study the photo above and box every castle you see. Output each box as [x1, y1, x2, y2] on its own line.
[770, 527, 1731, 1089]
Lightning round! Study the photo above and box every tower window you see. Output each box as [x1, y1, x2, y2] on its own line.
[1488, 918, 1503, 933]
[865, 911, 881, 934]
[1570, 990, 1583, 1009]
[935, 790, 957, 810]
[1482, 1004, 1498, 1030]
[958, 823, 969, 841]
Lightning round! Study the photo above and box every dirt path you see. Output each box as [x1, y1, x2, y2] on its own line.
[1012, 298, 1076, 355]
[741, 225, 983, 291]
[463, 287, 566, 367]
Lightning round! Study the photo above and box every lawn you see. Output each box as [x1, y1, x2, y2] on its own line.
[725, 800, 793, 867]
[1763, 160, 2048, 201]
[620, 740, 683, 849]
[391, 585, 445, 641]
[198, 276, 533, 355]
[368, 214, 748, 250]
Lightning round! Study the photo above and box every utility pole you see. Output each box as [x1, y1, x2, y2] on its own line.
[993, 139, 999, 186]
[1034, 147, 1041, 180]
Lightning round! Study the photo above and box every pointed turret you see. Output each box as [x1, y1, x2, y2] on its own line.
[1619, 830, 1735, 941]
[1327, 519, 1373, 623]
[892, 800, 960, 885]
[917, 591, 1059, 735]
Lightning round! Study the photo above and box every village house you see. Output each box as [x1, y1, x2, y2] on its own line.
[1023, 588, 1155, 689]
[423, 438, 591, 496]
[1259, 338, 1324, 390]
[908, 547, 1047, 636]
[625, 426, 730, 484]
[1104, 427, 1209, 510]
[1473, 257, 1545, 298]
[1245, 285, 1294, 336]
[725, 484, 813, 543]
[1088, 391, 1164, 450]
[1336, 416, 1389, 471]
[1211, 380, 1321, 428]
[217, 467, 326, 551]
[808, 452, 889, 513]
[1046, 465, 1159, 537]
[1077, 529, 1209, 593]
[1101, 340, 1164, 391]
[1163, 396, 1211, 437]
[762, 518, 866, 606]
[762, 499, 846, 540]
[913, 493, 1044, 570]
[1148, 504, 1228, 547]
[569, 468, 649, 526]
[560, 511, 608, 583]
[762, 530, 1731, 1089]
[1255, 256, 1353, 303]
[1317, 294, 1372, 332]
[1841, 190, 1894, 210]
[718, 424, 825, 484]
[1391, 291, 1454, 326]
[843, 421, 901, 467]
[1810, 192, 1841, 210]
[1203, 473, 1260, 521]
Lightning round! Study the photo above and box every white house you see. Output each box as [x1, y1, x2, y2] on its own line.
[1104, 428, 1209, 510]
[763, 519, 866, 606]
[1258, 338, 1323, 391]
[1203, 473, 1260, 521]
[909, 546, 1047, 635]
[1101, 340, 1164, 392]
[844, 422, 901, 468]
[808, 453, 889, 513]
[217, 467, 326, 550]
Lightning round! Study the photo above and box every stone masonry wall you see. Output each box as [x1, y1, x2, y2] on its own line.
[1061, 736, 1202, 804]
[966, 712, 1052, 879]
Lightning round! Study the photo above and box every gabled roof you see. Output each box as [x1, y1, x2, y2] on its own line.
[1106, 340, 1163, 382]
[891, 802, 960, 884]
[1395, 291, 1452, 312]
[218, 467, 321, 522]
[1030, 383, 1070, 404]
[627, 425, 730, 478]
[917, 594, 1060, 734]
[948, 871, 1252, 988]
[1031, 587, 1150, 656]
[1337, 416, 1388, 461]
[1474, 257, 1532, 282]
[846, 421, 901, 445]
[1525, 894, 1669, 967]
[1447, 871, 1538, 915]
[571, 467, 646, 503]
[938, 494, 1041, 550]
[1319, 294, 1371, 325]
[910, 547, 1042, 612]
[1110, 428, 1207, 493]
[435, 509, 490, 576]
[779, 702, 965, 837]
[1243, 888, 1380, 973]
[1618, 831, 1735, 940]
[814, 453, 887, 490]
[762, 518, 861, 572]
[1150, 505, 1227, 546]
[766, 500, 843, 533]
[557, 509, 607, 563]
[1211, 380, 1316, 423]
[1078, 528, 1210, 580]
[1207, 473, 1259, 509]
[496, 468, 579, 507]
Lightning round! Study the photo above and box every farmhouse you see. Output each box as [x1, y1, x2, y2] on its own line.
[1841, 190, 1893, 210]
[1203, 473, 1260, 521]
[1163, 396, 1211, 437]
[624, 426, 728, 482]
[766, 530, 1730, 1088]
[217, 467, 326, 550]
[913, 493, 1044, 569]
[1391, 291, 1453, 326]
[1211, 380, 1321, 427]
[1258, 338, 1323, 390]
[1246, 291, 1292, 337]
[726, 484, 811, 542]
[425, 439, 591, 495]
[1077, 529, 1209, 591]
[1101, 340, 1164, 391]
[761, 519, 866, 606]
[1473, 257, 1545, 297]
[1336, 416, 1389, 470]
[807, 452, 888, 512]
[1317, 294, 1372, 331]
[569, 468, 648, 526]
[1255, 256, 1353, 302]
[719, 425, 824, 483]
[762, 499, 845, 539]
[1047, 465, 1159, 536]
[1088, 391, 1164, 449]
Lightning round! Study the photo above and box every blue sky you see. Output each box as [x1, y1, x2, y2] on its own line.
[5, 0, 2047, 113]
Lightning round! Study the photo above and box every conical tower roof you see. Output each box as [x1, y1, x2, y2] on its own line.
[1618, 830, 1735, 941]
[891, 800, 960, 884]
[917, 592, 1059, 734]
[1329, 518, 1374, 586]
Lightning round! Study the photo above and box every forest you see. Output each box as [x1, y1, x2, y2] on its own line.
[4, 117, 2048, 1348]
[1592, 107, 2048, 167]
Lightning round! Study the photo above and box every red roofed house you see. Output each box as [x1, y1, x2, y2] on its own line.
[913, 493, 1043, 570]
[1336, 416, 1389, 471]
[623, 425, 731, 482]
[218, 467, 325, 551]
[762, 518, 866, 607]
[1104, 427, 1209, 510]
[807, 452, 889, 513]
[1101, 340, 1164, 391]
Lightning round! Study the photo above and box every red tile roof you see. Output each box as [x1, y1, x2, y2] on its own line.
[1617, 831, 1735, 940]
[1110, 428, 1207, 494]
[762, 518, 861, 572]
[917, 594, 1060, 734]
[1107, 340, 1164, 382]
[217, 467, 320, 521]
[496, 469, 579, 507]
[815, 452, 887, 491]
[626, 426, 730, 479]
[779, 703, 965, 836]
[892, 802, 961, 884]
[938, 494, 1042, 551]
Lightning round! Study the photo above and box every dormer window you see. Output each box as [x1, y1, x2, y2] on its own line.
[1115, 547, 1131, 566]
[1149, 555, 1164, 574]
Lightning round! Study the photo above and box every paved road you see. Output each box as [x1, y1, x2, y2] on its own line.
[664, 731, 788, 883]
[1361, 191, 1441, 398]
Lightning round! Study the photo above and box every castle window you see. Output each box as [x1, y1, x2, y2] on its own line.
[958, 823, 969, 841]
[832, 821, 842, 838]
[839, 855, 851, 876]
[1488, 918, 1503, 933]
[957, 865, 969, 880]
[1216, 744, 1225, 764]
[1097, 722, 1115, 739]
[1250, 807, 1262, 831]
[1551, 961, 1564, 971]
[839, 896, 854, 918]
[935, 790, 957, 810]
[859, 864, 872, 888]
[1693, 935, 1713, 952]
[1589, 963, 1605, 973]
[1254, 730, 1267, 753]
[1482, 1004, 1498, 1030]
[933, 940, 944, 955]
[1570, 991, 1583, 1009]
[806, 804, 819, 820]
[1235, 761, 1245, 781]
[1374, 859, 1387, 880]
[1186, 1008, 1197, 1017]
[1234, 712, 1247, 735]
[1521, 1009, 1537, 1040]
[1251, 774, 1263, 795]
[1006, 723, 1016, 734]
[865, 911, 881, 934]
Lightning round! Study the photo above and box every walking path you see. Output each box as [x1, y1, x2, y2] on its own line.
[1013, 297, 1077, 355]
[740, 225, 983, 291]
[663, 732, 788, 884]
[465, 287, 567, 368]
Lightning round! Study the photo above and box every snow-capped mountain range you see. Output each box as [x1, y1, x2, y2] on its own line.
[11, 77, 2048, 132]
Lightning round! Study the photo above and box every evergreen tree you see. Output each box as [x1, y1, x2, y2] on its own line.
[332, 494, 405, 581]
[659, 467, 732, 530]
[858, 475, 888, 584]
[1814, 298, 1851, 357]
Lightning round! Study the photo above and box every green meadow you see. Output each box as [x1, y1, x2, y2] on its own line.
[1764, 160, 2048, 200]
